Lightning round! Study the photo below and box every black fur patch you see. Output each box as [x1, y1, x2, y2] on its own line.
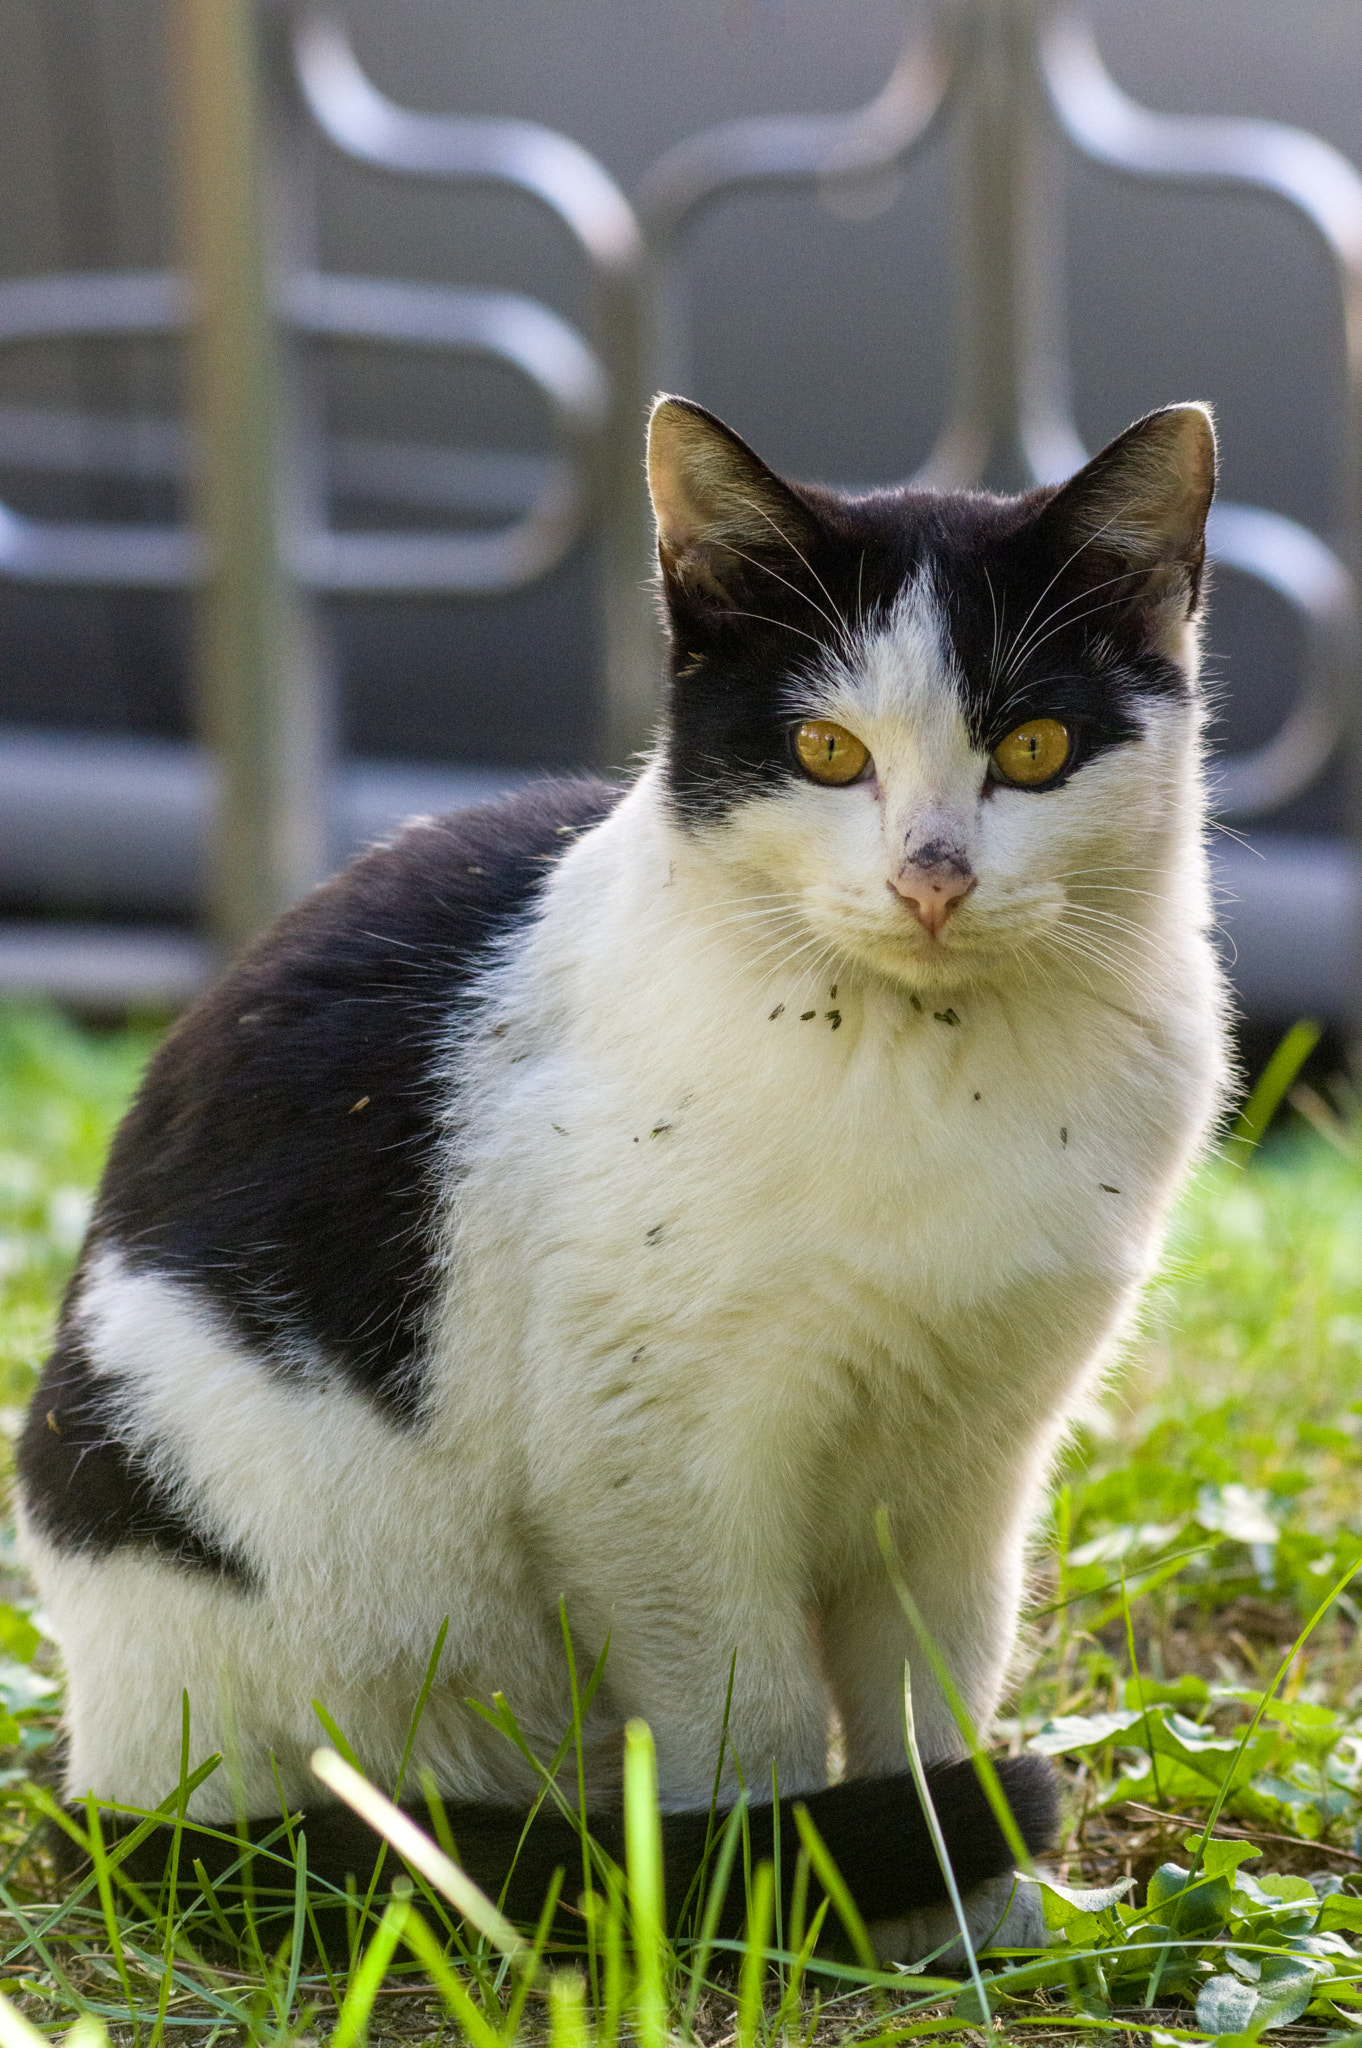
[62, 781, 621, 1429]
[656, 407, 1202, 828]
[16, 1323, 254, 1583]
[104, 1751, 1057, 1960]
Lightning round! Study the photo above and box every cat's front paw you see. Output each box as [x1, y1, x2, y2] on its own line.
[869, 1869, 1047, 1973]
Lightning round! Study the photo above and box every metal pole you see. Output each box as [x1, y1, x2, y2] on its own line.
[594, 269, 662, 771]
[922, 0, 1081, 491]
[168, 0, 329, 959]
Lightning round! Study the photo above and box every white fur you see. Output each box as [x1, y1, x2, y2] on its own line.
[27, 579, 1226, 1840]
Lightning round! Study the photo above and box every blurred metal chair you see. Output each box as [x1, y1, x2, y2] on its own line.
[0, 0, 1358, 1019]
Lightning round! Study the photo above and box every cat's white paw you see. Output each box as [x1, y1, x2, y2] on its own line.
[869, 1869, 1048, 1972]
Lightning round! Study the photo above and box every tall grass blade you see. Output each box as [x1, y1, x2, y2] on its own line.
[786, 1843, 811, 1962]
[683, 1647, 739, 1934]
[790, 1804, 877, 1973]
[331, 1890, 411, 2048]
[737, 1859, 775, 2048]
[310, 1748, 533, 1973]
[900, 1663, 991, 2022]
[415, 1767, 499, 1999]
[83, 1795, 137, 2026]
[282, 1830, 308, 2024]
[624, 1719, 668, 2048]
[681, 1798, 747, 2035]
[501, 1869, 564, 2044]
[402, 1907, 504, 2048]
[1121, 1569, 1163, 1810]
[149, 1690, 195, 2048]
[876, 1511, 1034, 1875]
[311, 1700, 362, 1770]
[1224, 1019, 1321, 1166]
[769, 1895, 832, 2037]
[770, 1761, 784, 1996]
[598, 1863, 628, 2048]
[558, 1600, 601, 2007]
[350, 1620, 453, 1936]
[270, 1754, 343, 2006]
[549, 1967, 589, 2048]
[193, 1858, 244, 1951]
[392, 1617, 448, 1808]
[467, 1688, 614, 1914]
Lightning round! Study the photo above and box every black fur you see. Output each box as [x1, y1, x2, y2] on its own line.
[106, 1753, 1058, 1962]
[656, 402, 1203, 828]
[16, 1324, 254, 1584]
[17, 782, 621, 1567]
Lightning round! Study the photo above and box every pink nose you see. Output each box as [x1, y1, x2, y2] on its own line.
[889, 864, 976, 938]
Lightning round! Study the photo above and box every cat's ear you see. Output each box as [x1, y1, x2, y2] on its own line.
[647, 395, 818, 602]
[1037, 403, 1216, 618]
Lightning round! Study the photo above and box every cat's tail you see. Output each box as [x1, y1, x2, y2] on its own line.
[104, 1753, 1056, 1955]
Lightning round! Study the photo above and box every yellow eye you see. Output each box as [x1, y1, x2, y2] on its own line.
[991, 718, 1071, 787]
[793, 720, 871, 786]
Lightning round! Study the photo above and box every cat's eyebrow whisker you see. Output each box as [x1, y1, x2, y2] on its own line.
[994, 564, 1144, 695]
[985, 674, 1054, 734]
[993, 569, 1144, 695]
[995, 496, 1143, 687]
[717, 608, 828, 652]
[999, 583, 1143, 687]
[725, 521, 848, 652]
[735, 498, 853, 661]
[997, 568, 1136, 689]
[983, 566, 1004, 691]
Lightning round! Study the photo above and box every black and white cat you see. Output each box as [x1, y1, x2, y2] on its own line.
[16, 394, 1226, 1957]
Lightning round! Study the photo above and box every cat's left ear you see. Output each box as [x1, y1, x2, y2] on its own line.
[1037, 403, 1216, 619]
[647, 395, 819, 602]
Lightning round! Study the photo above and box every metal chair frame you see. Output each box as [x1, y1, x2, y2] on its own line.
[0, 0, 1358, 985]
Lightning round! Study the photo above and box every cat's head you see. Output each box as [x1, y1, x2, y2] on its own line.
[647, 395, 1216, 995]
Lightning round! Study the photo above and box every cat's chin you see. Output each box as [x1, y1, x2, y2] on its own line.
[838, 924, 1021, 996]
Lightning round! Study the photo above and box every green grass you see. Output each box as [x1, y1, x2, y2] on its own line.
[3, 1004, 1362, 2043]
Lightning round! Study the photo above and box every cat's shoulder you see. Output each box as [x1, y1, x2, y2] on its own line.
[83, 776, 622, 1413]
[116, 775, 622, 1113]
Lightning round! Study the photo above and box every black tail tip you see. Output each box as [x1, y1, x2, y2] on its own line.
[990, 1750, 1061, 1858]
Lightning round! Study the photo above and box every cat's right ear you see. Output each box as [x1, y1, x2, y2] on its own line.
[1035, 403, 1217, 619]
[647, 396, 818, 603]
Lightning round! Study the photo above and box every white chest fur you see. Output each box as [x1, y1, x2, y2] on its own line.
[426, 774, 1223, 1792]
